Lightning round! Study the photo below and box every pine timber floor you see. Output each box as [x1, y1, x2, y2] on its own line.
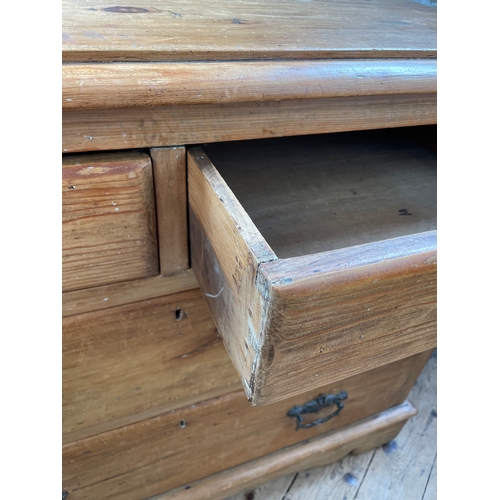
[225, 350, 437, 500]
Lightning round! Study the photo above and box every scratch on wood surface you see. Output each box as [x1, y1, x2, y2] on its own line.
[205, 287, 224, 298]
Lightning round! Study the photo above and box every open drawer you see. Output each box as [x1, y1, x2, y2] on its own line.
[188, 127, 436, 406]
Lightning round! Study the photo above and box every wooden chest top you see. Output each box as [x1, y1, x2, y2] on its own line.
[62, 0, 436, 63]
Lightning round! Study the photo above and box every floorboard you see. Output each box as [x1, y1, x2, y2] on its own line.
[225, 351, 437, 500]
[285, 450, 376, 500]
[422, 456, 437, 500]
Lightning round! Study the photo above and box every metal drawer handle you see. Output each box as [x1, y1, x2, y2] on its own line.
[287, 391, 348, 430]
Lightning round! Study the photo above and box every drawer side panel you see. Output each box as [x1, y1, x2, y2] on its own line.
[188, 148, 277, 396]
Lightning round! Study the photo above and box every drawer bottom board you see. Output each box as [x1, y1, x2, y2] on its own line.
[152, 400, 416, 500]
[62, 351, 430, 500]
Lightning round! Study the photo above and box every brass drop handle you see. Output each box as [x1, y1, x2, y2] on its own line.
[286, 391, 348, 430]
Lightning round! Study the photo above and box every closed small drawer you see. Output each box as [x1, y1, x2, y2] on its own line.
[188, 127, 437, 405]
[62, 152, 159, 291]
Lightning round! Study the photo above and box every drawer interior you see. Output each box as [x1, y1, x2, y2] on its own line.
[203, 126, 436, 259]
[189, 126, 437, 405]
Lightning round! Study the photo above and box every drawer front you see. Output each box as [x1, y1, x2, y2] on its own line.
[62, 350, 431, 500]
[62, 152, 159, 291]
[188, 128, 437, 405]
[63, 289, 241, 443]
[156, 401, 417, 500]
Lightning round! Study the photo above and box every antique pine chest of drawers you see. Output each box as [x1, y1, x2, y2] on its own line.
[62, 0, 437, 498]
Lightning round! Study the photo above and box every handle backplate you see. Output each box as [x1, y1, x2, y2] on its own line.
[287, 391, 348, 430]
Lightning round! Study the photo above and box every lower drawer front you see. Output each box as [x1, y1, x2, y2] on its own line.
[62, 350, 431, 500]
[63, 289, 241, 443]
[156, 401, 417, 500]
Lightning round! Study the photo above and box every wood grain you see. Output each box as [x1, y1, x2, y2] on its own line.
[353, 351, 437, 500]
[151, 147, 189, 275]
[255, 232, 437, 405]
[62, 0, 436, 62]
[205, 127, 437, 258]
[63, 289, 240, 443]
[62, 94, 437, 153]
[269, 350, 437, 500]
[62, 60, 437, 110]
[282, 449, 375, 500]
[62, 353, 427, 499]
[188, 148, 277, 397]
[62, 152, 158, 291]
[189, 131, 436, 405]
[62, 270, 199, 317]
[224, 473, 297, 500]
[151, 402, 417, 500]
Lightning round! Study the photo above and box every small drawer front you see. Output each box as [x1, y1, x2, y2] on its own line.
[62, 351, 431, 500]
[63, 289, 241, 443]
[188, 128, 437, 406]
[62, 152, 159, 292]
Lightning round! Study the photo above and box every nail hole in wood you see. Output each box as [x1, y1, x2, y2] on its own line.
[175, 309, 188, 320]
